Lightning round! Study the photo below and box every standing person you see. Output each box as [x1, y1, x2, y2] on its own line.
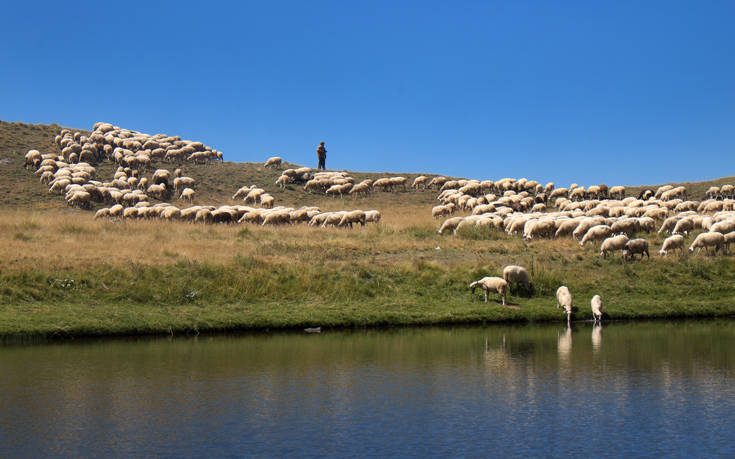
[316, 141, 327, 170]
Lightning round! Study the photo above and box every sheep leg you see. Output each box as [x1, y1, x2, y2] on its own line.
[484, 290, 489, 303]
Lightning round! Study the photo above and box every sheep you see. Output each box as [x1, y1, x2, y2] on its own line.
[146, 183, 169, 201]
[688, 232, 725, 255]
[179, 187, 195, 203]
[580, 225, 612, 247]
[233, 185, 255, 200]
[610, 218, 639, 236]
[427, 176, 448, 189]
[348, 182, 371, 197]
[322, 211, 347, 227]
[502, 265, 532, 294]
[260, 194, 275, 209]
[173, 176, 195, 193]
[326, 183, 353, 197]
[412, 176, 428, 190]
[609, 185, 625, 200]
[672, 218, 694, 235]
[432, 203, 455, 219]
[264, 156, 282, 168]
[623, 238, 650, 261]
[365, 210, 381, 224]
[337, 210, 367, 228]
[275, 175, 291, 188]
[659, 234, 685, 256]
[600, 234, 629, 258]
[262, 210, 291, 225]
[723, 231, 735, 254]
[94, 208, 110, 219]
[152, 169, 171, 185]
[437, 216, 464, 235]
[524, 219, 555, 240]
[556, 286, 573, 324]
[244, 188, 265, 204]
[470, 277, 507, 305]
[590, 295, 603, 323]
[710, 220, 735, 235]
[109, 204, 124, 217]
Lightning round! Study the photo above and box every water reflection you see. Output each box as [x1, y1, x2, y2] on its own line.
[1, 320, 734, 457]
[591, 323, 603, 352]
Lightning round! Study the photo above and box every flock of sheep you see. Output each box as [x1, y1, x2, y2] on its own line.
[470, 265, 601, 324]
[19, 128, 735, 325]
[428, 177, 735, 258]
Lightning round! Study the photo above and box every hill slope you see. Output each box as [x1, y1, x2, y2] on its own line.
[0, 119, 733, 211]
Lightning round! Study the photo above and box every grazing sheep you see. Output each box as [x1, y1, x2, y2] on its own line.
[94, 208, 110, 219]
[672, 218, 694, 235]
[580, 225, 612, 247]
[179, 187, 195, 203]
[590, 295, 603, 323]
[623, 238, 650, 261]
[365, 210, 381, 224]
[710, 220, 735, 235]
[438, 216, 464, 235]
[337, 210, 367, 228]
[348, 182, 371, 197]
[659, 234, 685, 256]
[723, 231, 735, 254]
[689, 232, 725, 255]
[260, 194, 275, 209]
[470, 277, 508, 305]
[502, 265, 533, 294]
[233, 185, 255, 200]
[600, 234, 629, 258]
[173, 176, 196, 193]
[609, 185, 625, 199]
[412, 176, 428, 190]
[556, 286, 573, 324]
[432, 203, 455, 219]
[264, 156, 282, 168]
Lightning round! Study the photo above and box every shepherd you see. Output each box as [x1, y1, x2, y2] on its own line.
[317, 141, 327, 170]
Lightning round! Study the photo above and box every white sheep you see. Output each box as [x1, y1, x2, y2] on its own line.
[580, 225, 612, 247]
[178, 187, 195, 203]
[502, 265, 532, 293]
[591, 295, 603, 323]
[264, 156, 282, 168]
[437, 216, 464, 235]
[659, 234, 685, 256]
[470, 277, 508, 305]
[600, 234, 629, 258]
[556, 286, 573, 324]
[689, 232, 725, 255]
[364, 210, 381, 224]
[412, 176, 428, 190]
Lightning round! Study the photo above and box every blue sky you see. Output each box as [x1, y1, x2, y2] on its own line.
[2, 1, 734, 186]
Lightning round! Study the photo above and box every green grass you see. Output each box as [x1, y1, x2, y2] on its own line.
[0, 253, 734, 338]
[2, 119, 735, 338]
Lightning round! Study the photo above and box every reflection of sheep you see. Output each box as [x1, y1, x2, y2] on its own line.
[659, 234, 684, 256]
[591, 295, 603, 323]
[470, 277, 507, 305]
[689, 232, 725, 255]
[556, 286, 573, 324]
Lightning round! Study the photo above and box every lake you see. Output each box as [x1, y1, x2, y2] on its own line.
[1, 320, 734, 457]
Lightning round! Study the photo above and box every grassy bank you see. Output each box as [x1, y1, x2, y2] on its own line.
[2, 210, 734, 338]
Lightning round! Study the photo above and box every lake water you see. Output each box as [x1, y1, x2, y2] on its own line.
[1, 320, 734, 457]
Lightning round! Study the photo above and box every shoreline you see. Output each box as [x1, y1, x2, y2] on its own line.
[2, 297, 735, 340]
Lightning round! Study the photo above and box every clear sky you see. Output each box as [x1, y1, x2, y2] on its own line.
[2, 1, 734, 186]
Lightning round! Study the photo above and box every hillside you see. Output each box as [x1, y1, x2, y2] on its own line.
[1, 119, 733, 212]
